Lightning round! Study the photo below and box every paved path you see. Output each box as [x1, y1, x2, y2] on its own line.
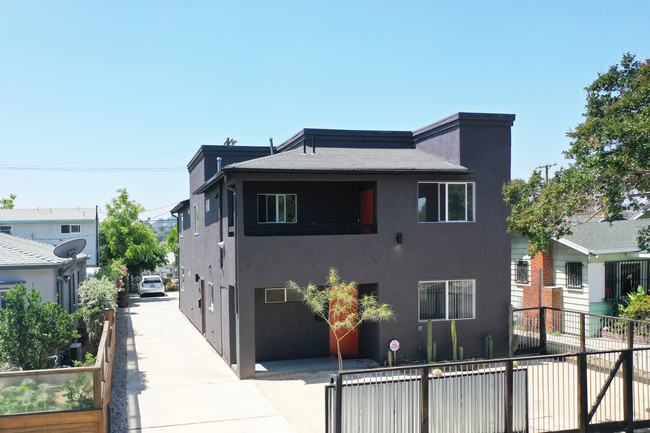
[126, 291, 297, 432]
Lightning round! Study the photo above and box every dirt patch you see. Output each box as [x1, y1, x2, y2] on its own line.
[253, 371, 332, 433]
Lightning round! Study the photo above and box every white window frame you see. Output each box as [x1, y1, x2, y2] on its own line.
[209, 283, 214, 311]
[264, 287, 302, 303]
[418, 279, 476, 322]
[257, 193, 297, 224]
[181, 267, 185, 292]
[0, 225, 12, 235]
[61, 224, 81, 234]
[418, 182, 475, 223]
[180, 214, 184, 238]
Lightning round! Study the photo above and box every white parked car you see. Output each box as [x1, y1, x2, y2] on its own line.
[139, 275, 165, 296]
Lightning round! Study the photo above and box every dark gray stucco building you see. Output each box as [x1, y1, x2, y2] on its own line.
[172, 112, 515, 379]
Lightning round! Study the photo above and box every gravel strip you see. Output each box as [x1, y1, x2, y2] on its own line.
[110, 307, 129, 432]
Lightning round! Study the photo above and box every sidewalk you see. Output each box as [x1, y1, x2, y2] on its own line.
[125, 291, 297, 432]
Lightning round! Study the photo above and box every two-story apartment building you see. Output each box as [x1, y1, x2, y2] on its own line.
[0, 208, 98, 266]
[173, 112, 515, 378]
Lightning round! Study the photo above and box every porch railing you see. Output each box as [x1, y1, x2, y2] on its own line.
[511, 307, 650, 355]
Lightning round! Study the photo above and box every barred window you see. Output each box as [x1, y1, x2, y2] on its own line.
[515, 261, 529, 284]
[419, 280, 475, 321]
[566, 262, 583, 289]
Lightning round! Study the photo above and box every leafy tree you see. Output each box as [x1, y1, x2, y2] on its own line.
[286, 268, 394, 370]
[99, 189, 167, 285]
[0, 284, 79, 370]
[504, 53, 650, 255]
[167, 224, 178, 266]
[1, 193, 16, 209]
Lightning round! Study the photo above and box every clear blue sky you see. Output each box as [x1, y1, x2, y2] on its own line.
[1, 1, 648, 220]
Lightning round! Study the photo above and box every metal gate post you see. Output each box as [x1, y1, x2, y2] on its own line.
[580, 313, 586, 352]
[335, 374, 343, 433]
[421, 367, 429, 433]
[623, 349, 634, 432]
[539, 308, 547, 354]
[577, 353, 588, 433]
[505, 360, 514, 433]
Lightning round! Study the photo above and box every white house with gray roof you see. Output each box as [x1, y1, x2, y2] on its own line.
[512, 215, 650, 320]
[0, 233, 88, 313]
[0, 207, 98, 266]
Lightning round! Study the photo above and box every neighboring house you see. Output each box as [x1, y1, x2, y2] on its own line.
[173, 112, 515, 378]
[511, 215, 650, 333]
[0, 233, 88, 313]
[0, 208, 98, 266]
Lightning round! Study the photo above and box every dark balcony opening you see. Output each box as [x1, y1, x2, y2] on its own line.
[243, 180, 377, 236]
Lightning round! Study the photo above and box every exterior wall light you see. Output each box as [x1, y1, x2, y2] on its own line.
[396, 232, 403, 245]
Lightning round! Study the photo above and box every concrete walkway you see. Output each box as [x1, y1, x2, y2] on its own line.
[126, 291, 297, 432]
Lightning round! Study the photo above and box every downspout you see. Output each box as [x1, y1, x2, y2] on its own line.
[224, 172, 240, 375]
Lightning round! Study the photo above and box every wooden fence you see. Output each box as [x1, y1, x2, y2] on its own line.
[0, 309, 117, 433]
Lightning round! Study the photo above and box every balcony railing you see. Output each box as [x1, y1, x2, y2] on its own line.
[244, 222, 377, 236]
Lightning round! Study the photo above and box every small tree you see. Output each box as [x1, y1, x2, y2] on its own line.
[0, 193, 16, 209]
[167, 225, 178, 266]
[0, 284, 78, 370]
[286, 268, 394, 370]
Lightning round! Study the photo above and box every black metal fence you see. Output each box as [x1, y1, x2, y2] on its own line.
[326, 348, 650, 433]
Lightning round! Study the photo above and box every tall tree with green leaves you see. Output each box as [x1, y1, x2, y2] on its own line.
[504, 53, 650, 256]
[287, 268, 394, 370]
[1, 194, 16, 209]
[0, 284, 78, 370]
[167, 224, 178, 266]
[99, 189, 167, 286]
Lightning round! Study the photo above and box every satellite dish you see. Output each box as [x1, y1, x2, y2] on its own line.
[53, 238, 87, 259]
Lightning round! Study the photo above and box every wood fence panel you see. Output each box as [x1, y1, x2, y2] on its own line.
[0, 409, 102, 433]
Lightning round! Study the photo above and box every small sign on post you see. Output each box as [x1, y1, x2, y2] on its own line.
[389, 339, 400, 365]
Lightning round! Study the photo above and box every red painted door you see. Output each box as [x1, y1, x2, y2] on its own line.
[360, 189, 374, 234]
[329, 285, 359, 357]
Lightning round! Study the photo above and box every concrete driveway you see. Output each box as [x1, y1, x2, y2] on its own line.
[125, 291, 297, 432]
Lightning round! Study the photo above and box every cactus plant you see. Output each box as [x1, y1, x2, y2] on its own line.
[451, 320, 458, 361]
[427, 320, 437, 362]
[485, 335, 494, 359]
[458, 346, 464, 361]
[387, 350, 393, 367]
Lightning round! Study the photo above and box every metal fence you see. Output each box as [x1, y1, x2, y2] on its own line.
[512, 307, 650, 355]
[326, 348, 650, 433]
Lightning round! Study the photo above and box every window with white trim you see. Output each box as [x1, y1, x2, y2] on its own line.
[515, 261, 529, 284]
[264, 288, 302, 303]
[258, 194, 297, 223]
[419, 280, 475, 321]
[61, 224, 81, 233]
[180, 214, 184, 237]
[209, 283, 214, 311]
[181, 267, 185, 292]
[566, 262, 583, 289]
[418, 182, 475, 222]
[0, 225, 12, 235]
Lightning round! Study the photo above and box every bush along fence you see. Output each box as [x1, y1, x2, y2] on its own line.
[0, 309, 116, 433]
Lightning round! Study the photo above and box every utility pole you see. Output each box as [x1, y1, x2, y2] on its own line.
[536, 163, 556, 182]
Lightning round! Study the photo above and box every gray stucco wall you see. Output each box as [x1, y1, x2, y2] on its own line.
[176, 113, 514, 379]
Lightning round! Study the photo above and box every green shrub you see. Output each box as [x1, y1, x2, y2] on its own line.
[0, 378, 58, 415]
[164, 278, 179, 291]
[78, 277, 117, 351]
[0, 284, 78, 370]
[58, 353, 96, 410]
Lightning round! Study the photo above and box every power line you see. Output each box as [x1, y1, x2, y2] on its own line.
[0, 165, 186, 172]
